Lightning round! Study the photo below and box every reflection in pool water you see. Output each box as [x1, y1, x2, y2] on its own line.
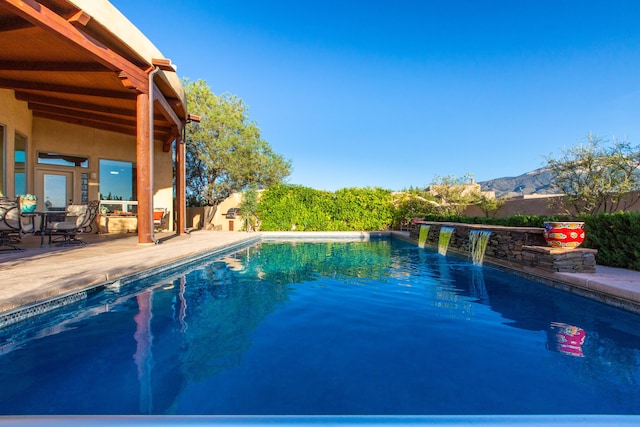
[0, 239, 639, 415]
[548, 322, 587, 357]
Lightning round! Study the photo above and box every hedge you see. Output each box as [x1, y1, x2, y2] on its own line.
[257, 184, 393, 231]
[256, 185, 640, 270]
[582, 212, 640, 271]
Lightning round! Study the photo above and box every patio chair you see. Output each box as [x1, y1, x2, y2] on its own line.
[46, 200, 100, 246]
[0, 197, 35, 251]
[153, 207, 168, 231]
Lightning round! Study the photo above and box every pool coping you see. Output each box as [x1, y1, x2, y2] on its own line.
[0, 232, 261, 329]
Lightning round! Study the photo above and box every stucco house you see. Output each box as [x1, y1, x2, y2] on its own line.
[0, 0, 192, 244]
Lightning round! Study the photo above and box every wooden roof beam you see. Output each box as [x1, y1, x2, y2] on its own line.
[29, 103, 136, 127]
[0, 77, 136, 100]
[151, 58, 175, 72]
[29, 103, 172, 132]
[152, 84, 181, 132]
[163, 125, 179, 152]
[14, 92, 135, 116]
[34, 110, 137, 135]
[0, 0, 148, 92]
[67, 9, 90, 27]
[149, 59, 183, 134]
[33, 110, 173, 140]
[0, 61, 108, 72]
[0, 14, 33, 32]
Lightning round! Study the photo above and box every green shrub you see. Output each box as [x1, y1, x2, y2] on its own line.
[391, 193, 438, 229]
[257, 184, 393, 231]
[581, 212, 640, 271]
[257, 184, 334, 231]
[332, 187, 394, 231]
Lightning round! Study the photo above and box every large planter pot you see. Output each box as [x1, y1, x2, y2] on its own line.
[543, 221, 585, 249]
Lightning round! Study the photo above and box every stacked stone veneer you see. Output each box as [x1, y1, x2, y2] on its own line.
[410, 221, 597, 273]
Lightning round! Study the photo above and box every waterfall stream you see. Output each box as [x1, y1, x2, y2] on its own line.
[469, 230, 492, 266]
[418, 224, 430, 248]
[438, 227, 454, 256]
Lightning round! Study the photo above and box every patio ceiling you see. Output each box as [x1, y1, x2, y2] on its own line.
[0, 0, 186, 150]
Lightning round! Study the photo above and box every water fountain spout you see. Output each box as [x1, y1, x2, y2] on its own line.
[438, 227, 455, 256]
[469, 230, 492, 266]
[418, 224, 430, 248]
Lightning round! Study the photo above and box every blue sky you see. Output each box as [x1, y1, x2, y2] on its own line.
[112, 0, 640, 191]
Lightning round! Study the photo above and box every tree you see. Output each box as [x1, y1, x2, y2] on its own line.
[391, 187, 438, 229]
[475, 193, 505, 217]
[239, 186, 260, 232]
[183, 79, 292, 227]
[545, 134, 640, 215]
[428, 174, 482, 215]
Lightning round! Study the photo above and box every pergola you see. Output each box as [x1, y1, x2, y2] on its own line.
[0, 0, 189, 244]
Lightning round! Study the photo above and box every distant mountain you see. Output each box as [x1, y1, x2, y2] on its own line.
[478, 167, 557, 198]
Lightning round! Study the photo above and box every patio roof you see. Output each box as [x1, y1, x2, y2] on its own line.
[0, 0, 186, 150]
[0, 0, 189, 243]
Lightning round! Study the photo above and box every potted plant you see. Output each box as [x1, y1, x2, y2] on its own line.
[18, 194, 37, 213]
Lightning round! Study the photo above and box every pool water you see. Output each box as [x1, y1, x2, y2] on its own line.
[0, 238, 639, 415]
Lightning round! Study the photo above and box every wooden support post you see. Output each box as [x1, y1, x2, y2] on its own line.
[136, 92, 154, 244]
[175, 136, 186, 235]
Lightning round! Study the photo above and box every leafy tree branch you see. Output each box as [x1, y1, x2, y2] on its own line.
[545, 134, 640, 215]
[183, 79, 292, 227]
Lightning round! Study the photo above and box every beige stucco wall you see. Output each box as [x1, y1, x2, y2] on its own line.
[0, 89, 33, 197]
[186, 193, 246, 232]
[30, 117, 175, 230]
[464, 192, 640, 218]
[214, 193, 244, 231]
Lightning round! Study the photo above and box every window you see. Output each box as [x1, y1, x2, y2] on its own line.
[99, 201, 138, 215]
[14, 132, 26, 196]
[99, 159, 136, 201]
[38, 152, 88, 168]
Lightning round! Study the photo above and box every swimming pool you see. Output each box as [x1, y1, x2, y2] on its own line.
[0, 238, 639, 415]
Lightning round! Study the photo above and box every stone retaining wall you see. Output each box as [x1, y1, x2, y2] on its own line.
[522, 246, 597, 273]
[410, 221, 596, 273]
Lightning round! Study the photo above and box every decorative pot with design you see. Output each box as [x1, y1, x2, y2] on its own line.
[19, 197, 37, 213]
[543, 221, 585, 249]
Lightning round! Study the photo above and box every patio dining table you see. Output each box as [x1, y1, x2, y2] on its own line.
[21, 211, 65, 248]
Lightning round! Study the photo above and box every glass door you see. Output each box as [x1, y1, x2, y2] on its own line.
[35, 169, 74, 214]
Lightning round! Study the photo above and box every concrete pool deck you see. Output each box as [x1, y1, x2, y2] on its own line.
[0, 230, 259, 323]
[0, 230, 639, 327]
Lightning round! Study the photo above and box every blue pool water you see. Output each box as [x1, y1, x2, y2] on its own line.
[0, 238, 639, 415]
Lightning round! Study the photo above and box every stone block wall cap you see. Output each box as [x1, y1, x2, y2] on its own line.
[522, 245, 598, 255]
[415, 221, 544, 233]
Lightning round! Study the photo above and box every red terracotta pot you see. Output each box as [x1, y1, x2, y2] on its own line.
[543, 221, 585, 249]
